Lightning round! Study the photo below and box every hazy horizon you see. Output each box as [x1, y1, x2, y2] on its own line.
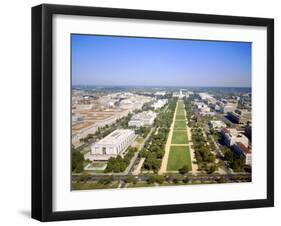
[72, 34, 252, 87]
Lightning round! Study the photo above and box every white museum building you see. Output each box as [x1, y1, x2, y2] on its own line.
[90, 129, 136, 161]
[128, 110, 157, 127]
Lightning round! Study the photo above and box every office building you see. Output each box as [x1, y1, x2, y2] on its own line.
[128, 111, 157, 127]
[90, 129, 136, 161]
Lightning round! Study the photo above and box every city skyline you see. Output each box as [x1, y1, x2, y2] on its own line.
[72, 34, 252, 87]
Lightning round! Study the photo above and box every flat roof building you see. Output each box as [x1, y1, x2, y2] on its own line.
[218, 101, 238, 114]
[194, 101, 206, 109]
[227, 109, 251, 124]
[209, 120, 226, 130]
[152, 99, 168, 110]
[221, 128, 249, 147]
[194, 101, 213, 115]
[199, 93, 216, 104]
[90, 129, 136, 161]
[128, 111, 157, 127]
[233, 142, 252, 166]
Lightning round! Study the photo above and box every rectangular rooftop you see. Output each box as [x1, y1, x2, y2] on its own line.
[96, 129, 134, 145]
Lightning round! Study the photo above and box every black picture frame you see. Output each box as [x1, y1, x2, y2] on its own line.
[32, 3, 274, 222]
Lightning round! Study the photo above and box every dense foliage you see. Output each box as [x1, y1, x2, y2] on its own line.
[178, 165, 190, 174]
[104, 147, 137, 173]
[135, 126, 150, 138]
[140, 99, 177, 173]
[191, 127, 217, 174]
[146, 175, 165, 184]
[222, 146, 246, 172]
[72, 150, 85, 173]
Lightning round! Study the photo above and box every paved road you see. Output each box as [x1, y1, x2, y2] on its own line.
[72, 172, 251, 184]
[128, 127, 155, 175]
[132, 158, 145, 175]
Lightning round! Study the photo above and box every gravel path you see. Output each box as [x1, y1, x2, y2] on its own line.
[158, 101, 178, 175]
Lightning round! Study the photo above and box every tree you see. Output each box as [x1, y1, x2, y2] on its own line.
[156, 149, 165, 159]
[155, 175, 165, 184]
[221, 146, 231, 155]
[217, 177, 227, 183]
[206, 164, 217, 174]
[179, 165, 190, 174]
[183, 177, 189, 183]
[104, 176, 114, 185]
[147, 175, 156, 184]
[139, 148, 149, 158]
[105, 148, 135, 173]
[207, 153, 216, 163]
[125, 176, 137, 184]
[98, 176, 113, 185]
[72, 151, 84, 173]
[79, 172, 90, 183]
[143, 153, 161, 172]
[225, 121, 231, 127]
[173, 177, 179, 184]
[223, 148, 245, 172]
[168, 175, 182, 184]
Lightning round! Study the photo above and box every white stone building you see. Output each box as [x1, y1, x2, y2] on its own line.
[219, 101, 238, 113]
[128, 111, 157, 127]
[194, 101, 212, 115]
[90, 129, 136, 161]
[194, 101, 206, 109]
[155, 91, 166, 96]
[152, 99, 168, 110]
[199, 93, 216, 104]
[209, 120, 226, 130]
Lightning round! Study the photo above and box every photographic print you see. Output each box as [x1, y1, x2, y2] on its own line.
[71, 34, 252, 190]
[32, 4, 274, 221]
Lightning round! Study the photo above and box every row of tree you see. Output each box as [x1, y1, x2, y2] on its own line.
[183, 99, 193, 123]
[146, 174, 190, 184]
[212, 130, 246, 172]
[104, 147, 138, 173]
[221, 146, 246, 172]
[72, 148, 85, 173]
[191, 127, 218, 174]
[75, 173, 243, 186]
[139, 127, 168, 172]
[135, 126, 150, 138]
[140, 99, 177, 173]
[183, 98, 218, 174]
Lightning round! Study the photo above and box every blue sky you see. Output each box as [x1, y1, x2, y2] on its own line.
[71, 34, 251, 87]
